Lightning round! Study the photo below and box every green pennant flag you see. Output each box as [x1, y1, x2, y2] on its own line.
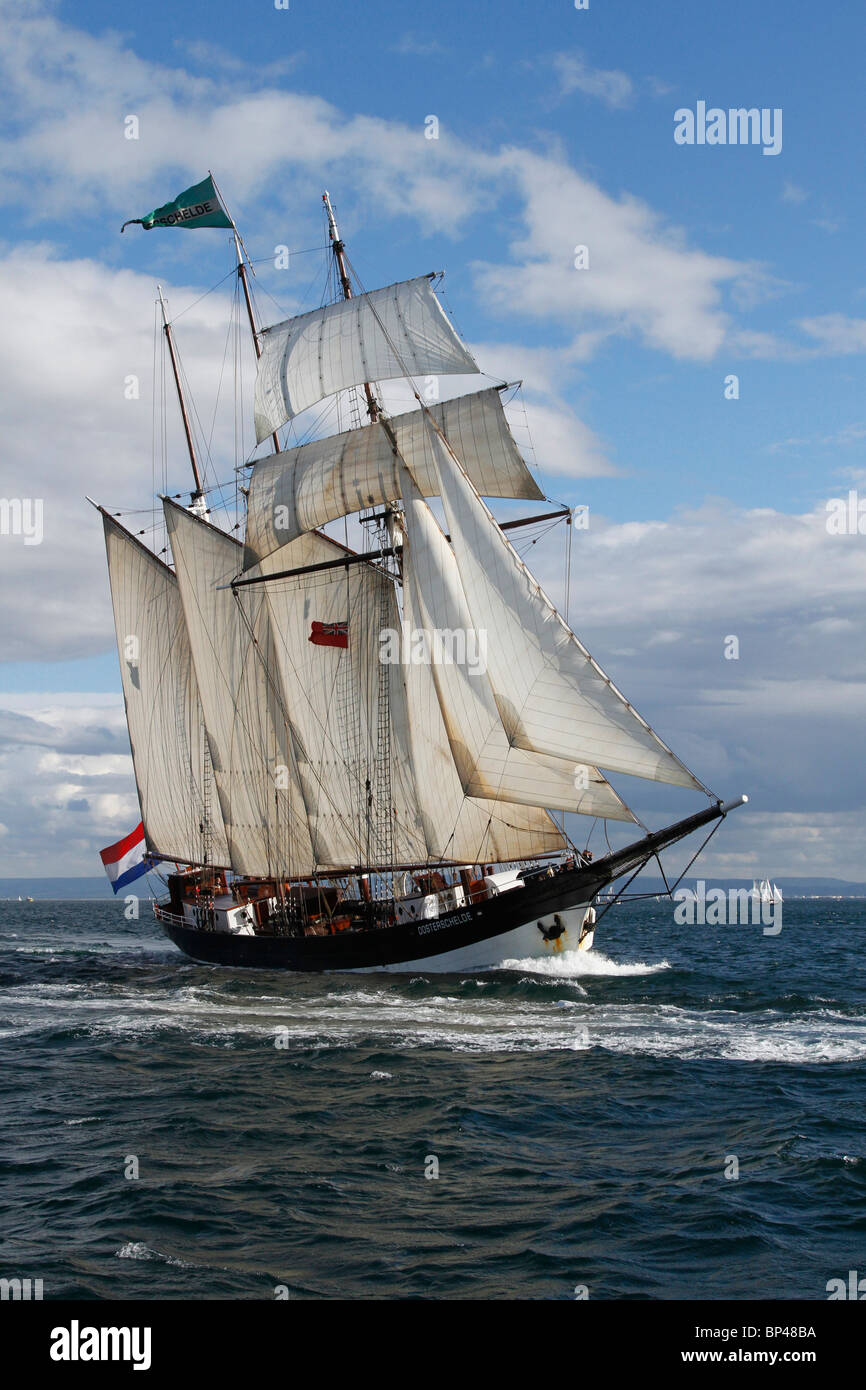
[121, 175, 233, 233]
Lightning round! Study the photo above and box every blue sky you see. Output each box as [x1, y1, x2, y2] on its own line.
[0, 0, 864, 877]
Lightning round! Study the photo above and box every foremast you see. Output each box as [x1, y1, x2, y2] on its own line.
[157, 286, 206, 514]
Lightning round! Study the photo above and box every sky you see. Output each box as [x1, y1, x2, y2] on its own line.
[1, 0, 865, 879]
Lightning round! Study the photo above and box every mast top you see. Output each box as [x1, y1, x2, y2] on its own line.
[322, 190, 341, 248]
[322, 189, 352, 298]
[322, 190, 379, 421]
[156, 285, 205, 510]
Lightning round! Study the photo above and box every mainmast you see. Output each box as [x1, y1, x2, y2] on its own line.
[323, 191, 394, 880]
[157, 286, 205, 513]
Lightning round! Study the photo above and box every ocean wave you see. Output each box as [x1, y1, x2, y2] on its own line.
[5, 989, 859, 1062]
[2, 925, 864, 1061]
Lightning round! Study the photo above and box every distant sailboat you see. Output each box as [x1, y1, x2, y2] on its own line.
[751, 879, 783, 904]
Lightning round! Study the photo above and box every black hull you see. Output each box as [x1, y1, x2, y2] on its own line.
[156, 798, 745, 972]
[160, 865, 607, 972]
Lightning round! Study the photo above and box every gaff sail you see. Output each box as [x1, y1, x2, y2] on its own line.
[102, 511, 230, 868]
[164, 498, 313, 879]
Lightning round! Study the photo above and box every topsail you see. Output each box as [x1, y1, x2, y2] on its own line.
[244, 387, 543, 563]
[254, 275, 478, 442]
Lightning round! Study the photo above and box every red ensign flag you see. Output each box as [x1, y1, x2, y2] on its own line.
[309, 621, 348, 649]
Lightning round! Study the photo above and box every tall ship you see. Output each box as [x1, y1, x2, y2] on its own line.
[97, 182, 746, 972]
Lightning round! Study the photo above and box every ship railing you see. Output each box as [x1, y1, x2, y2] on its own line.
[154, 900, 221, 932]
[153, 902, 186, 928]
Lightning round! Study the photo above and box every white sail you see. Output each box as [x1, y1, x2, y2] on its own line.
[757, 878, 782, 904]
[254, 276, 478, 442]
[399, 465, 635, 821]
[102, 513, 230, 867]
[422, 418, 704, 790]
[164, 499, 314, 879]
[398, 538, 570, 861]
[244, 387, 543, 563]
[258, 532, 429, 869]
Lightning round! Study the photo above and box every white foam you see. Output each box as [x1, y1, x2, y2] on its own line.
[115, 1241, 192, 1268]
[494, 948, 669, 979]
[3, 967, 865, 1063]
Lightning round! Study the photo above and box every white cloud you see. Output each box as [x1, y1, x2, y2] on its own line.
[799, 314, 866, 354]
[468, 341, 617, 479]
[781, 180, 808, 204]
[552, 52, 635, 109]
[390, 35, 448, 58]
[646, 77, 675, 99]
[174, 39, 304, 80]
[0, 2, 773, 368]
[650, 809, 866, 881]
[0, 695, 138, 875]
[766, 424, 866, 454]
[472, 148, 744, 360]
[811, 217, 840, 235]
[0, 5, 486, 237]
[0, 244, 246, 662]
[503, 396, 615, 479]
[524, 497, 866, 848]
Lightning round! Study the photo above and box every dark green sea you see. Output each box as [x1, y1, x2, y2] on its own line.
[1, 898, 864, 1300]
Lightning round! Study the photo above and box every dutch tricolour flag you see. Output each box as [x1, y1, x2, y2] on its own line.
[100, 822, 155, 894]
